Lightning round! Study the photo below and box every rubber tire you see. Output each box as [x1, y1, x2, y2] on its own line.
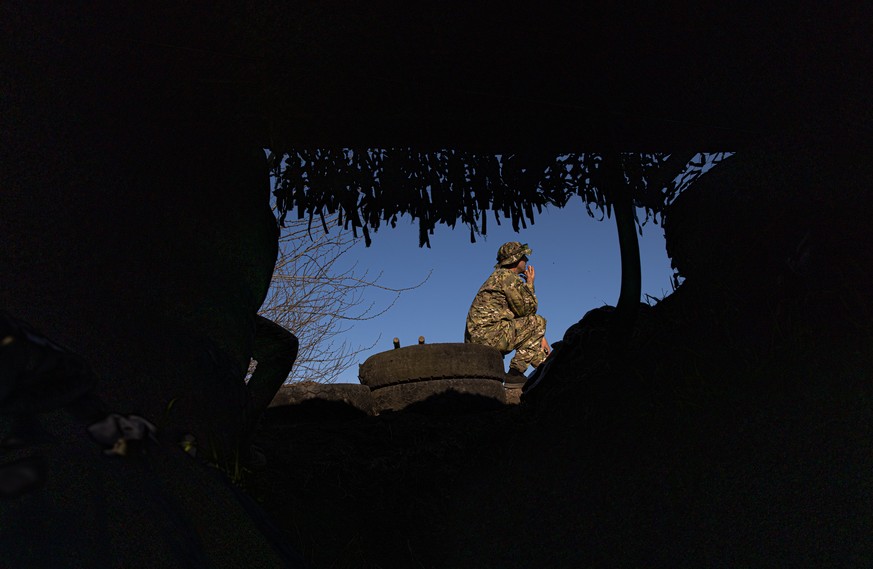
[370, 378, 507, 414]
[358, 343, 505, 389]
[268, 382, 376, 416]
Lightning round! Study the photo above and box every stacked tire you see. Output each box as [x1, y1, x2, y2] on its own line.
[358, 343, 507, 413]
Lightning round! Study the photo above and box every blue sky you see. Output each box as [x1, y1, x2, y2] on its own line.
[310, 198, 677, 384]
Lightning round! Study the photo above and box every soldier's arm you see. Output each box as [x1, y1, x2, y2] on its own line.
[504, 274, 537, 316]
[520, 280, 538, 314]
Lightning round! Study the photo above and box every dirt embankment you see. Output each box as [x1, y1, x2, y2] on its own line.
[249, 131, 873, 568]
[250, 297, 872, 568]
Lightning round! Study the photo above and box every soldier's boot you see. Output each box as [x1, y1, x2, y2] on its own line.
[504, 368, 527, 389]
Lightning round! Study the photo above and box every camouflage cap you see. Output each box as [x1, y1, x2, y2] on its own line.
[494, 241, 532, 268]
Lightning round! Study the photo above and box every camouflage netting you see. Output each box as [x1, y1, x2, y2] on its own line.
[271, 150, 729, 247]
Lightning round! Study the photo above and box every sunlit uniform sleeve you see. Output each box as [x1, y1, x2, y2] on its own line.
[503, 272, 538, 318]
[465, 268, 542, 340]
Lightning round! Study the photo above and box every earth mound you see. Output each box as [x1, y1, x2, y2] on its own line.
[249, 128, 873, 568]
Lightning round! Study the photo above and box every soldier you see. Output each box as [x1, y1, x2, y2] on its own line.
[464, 242, 551, 388]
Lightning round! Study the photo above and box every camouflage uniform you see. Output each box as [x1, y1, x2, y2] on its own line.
[464, 242, 547, 373]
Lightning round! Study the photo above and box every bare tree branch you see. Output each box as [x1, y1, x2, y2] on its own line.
[255, 212, 430, 384]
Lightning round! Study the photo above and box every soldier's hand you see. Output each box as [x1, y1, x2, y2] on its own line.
[541, 337, 551, 355]
[525, 264, 535, 286]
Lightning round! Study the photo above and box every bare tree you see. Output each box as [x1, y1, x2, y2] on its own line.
[255, 214, 430, 384]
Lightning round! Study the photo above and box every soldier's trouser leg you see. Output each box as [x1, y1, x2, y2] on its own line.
[466, 321, 514, 354]
[509, 314, 547, 373]
[245, 315, 298, 436]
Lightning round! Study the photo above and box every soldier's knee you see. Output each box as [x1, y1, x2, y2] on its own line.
[273, 329, 298, 360]
[253, 316, 298, 361]
[285, 332, 299, 359]
[279, 332, 300, 360]
[533, 315, 546, 336]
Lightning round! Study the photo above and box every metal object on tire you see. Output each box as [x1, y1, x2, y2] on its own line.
[358, 343, 505, 389]
[370, 378, 507, 414]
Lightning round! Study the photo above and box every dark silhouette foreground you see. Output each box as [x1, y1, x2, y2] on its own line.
[250, 130, 873, 568]
[2, 3, 871, 567]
